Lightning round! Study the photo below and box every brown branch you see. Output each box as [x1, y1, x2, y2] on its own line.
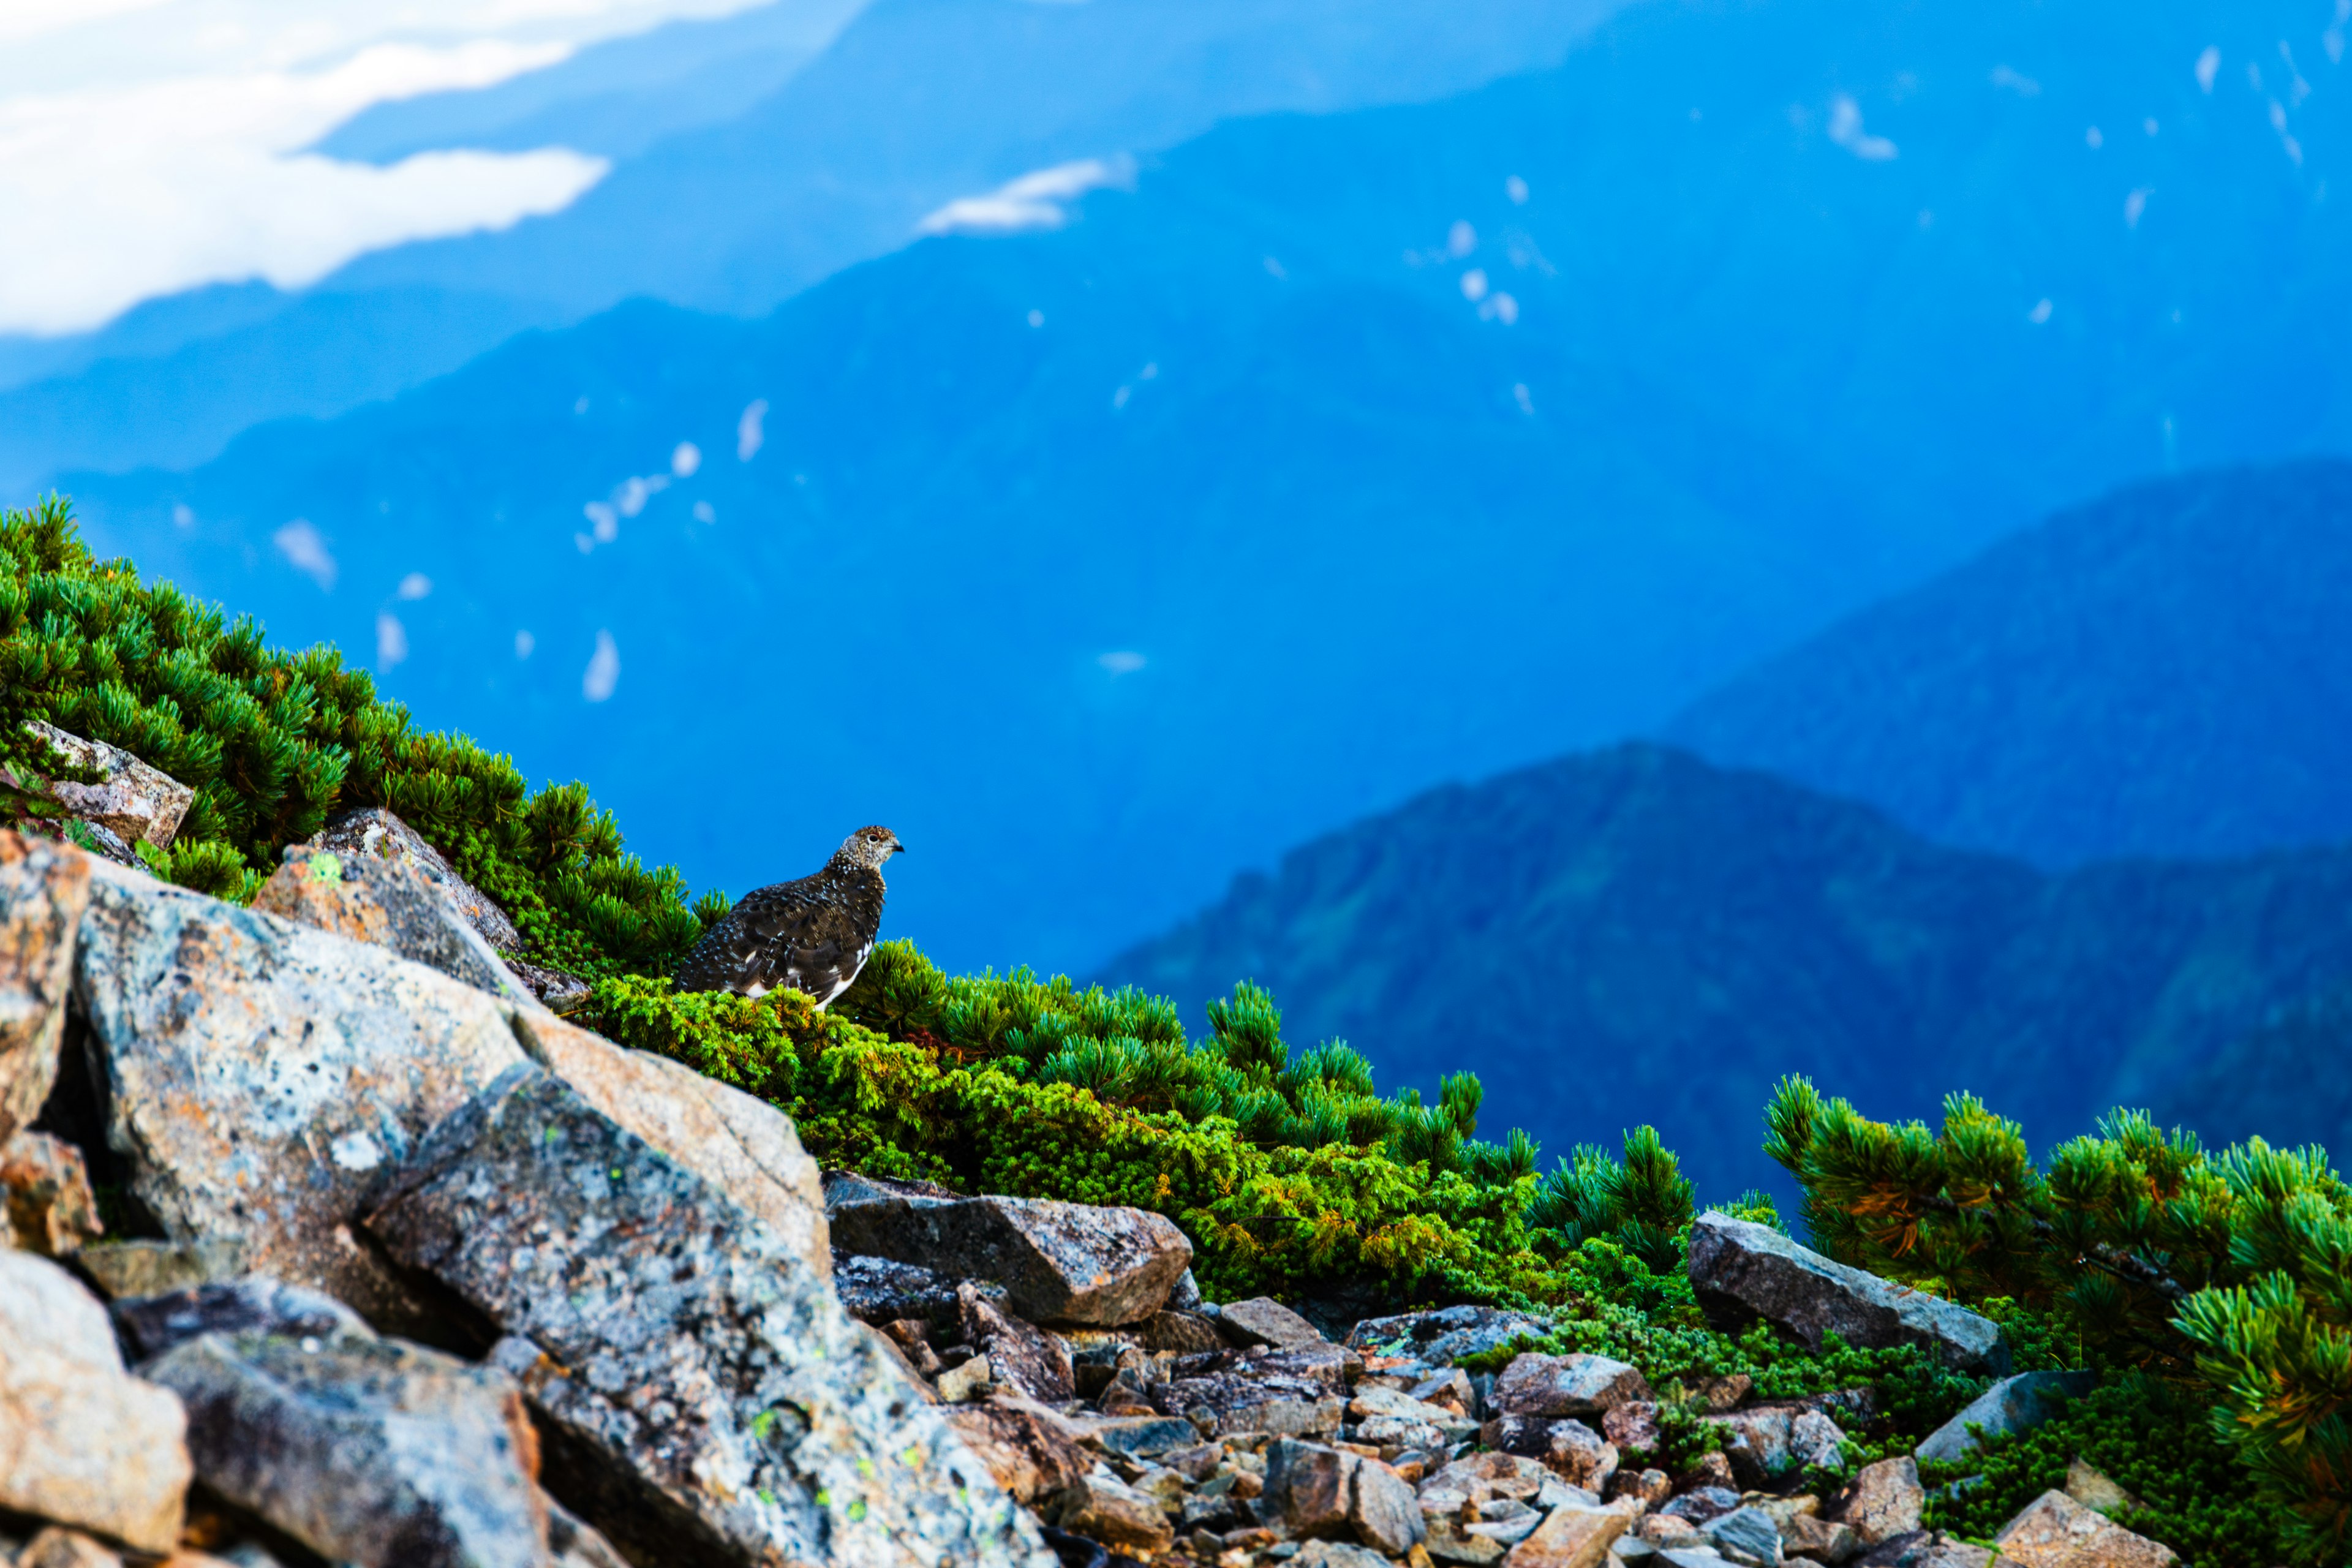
[1915, 1191, 2189, 1302]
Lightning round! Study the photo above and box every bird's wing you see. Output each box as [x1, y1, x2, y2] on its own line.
[675, 878, 828, 995]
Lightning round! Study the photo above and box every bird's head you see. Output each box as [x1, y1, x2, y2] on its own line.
[836, 824, 906, 871]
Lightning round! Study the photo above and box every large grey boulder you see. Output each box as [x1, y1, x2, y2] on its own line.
[252, 844, 532, 1006]
[143, 1326, 546, 1568]
[1346, 1304, 1553, 1368]
[0, 830, 89, 1146]
[366, 1063, 1053, 1568]
[1914, 1373, 2097, 1464]
[506, 1006, 829, 1278]
[0, 1251, 190, 1553]
[829, 1187, 1191, 1327]
[1686, 1213, 2010, 1374]
[74, 860, 533, 1330]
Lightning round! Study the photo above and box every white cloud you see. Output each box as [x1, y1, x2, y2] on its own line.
[670, 440, 701, 477]
[1459, 268, 1489, 302]
[2196, 46, 2222, 94]
[1827, 95, 1898, 161]
[582, 628, 619, 701]
[273, 518, 334, 589]
[736, 398, 767, 460]
[0, 1, 782, 334]
[916, 156, 1134, 236]
[395, 570, 431, 599]
[1098, 650, 1145, 675]
[514, 629, 535, 659]
[375, 610, 407, 668]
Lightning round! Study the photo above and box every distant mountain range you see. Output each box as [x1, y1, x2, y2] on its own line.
[61, 0, 2352, 978]
[1667, 461, 2352, 865]
[0, 0, 1609, 493]
[1098, 742, 2352, 1203]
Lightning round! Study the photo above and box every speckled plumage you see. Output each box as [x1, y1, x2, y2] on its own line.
[674, 826, 903, 1005]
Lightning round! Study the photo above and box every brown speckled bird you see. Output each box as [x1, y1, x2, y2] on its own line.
[673, 825, 905, 1005]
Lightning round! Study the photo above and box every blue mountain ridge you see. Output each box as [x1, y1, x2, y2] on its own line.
[0, 0, 1610, 494]
[1096, 738, 2352, 1207]
[1667, 461, 2352, 865]
[63, 0, 2352, 979]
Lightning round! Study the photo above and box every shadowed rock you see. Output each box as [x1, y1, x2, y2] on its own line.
[110, 1276, 370, 1363]
[1687, 1213, 2009, 1375]
[143, 1328, 546, 1568]
[1492, 1354, 1652, 1420]
[1915, 1373, 2097, 1465]
[254, 845, 530, 1006]
[366, 1063, 1053, 1568]
[2, 1128, 102, 1256]
[829, 1189, 1191, 1327]
[10, 722, 193, 859]
[1, 830, 89, 1146]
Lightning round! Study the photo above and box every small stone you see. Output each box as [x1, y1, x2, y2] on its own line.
[1915, 1375, 2098, 1466]
[108, 1276, 370, 1362]
[831, 1189, 1192, 1326]
[1057, 1474, 1176, 1556]
[141, 1330, 544, 1568]
[1702, 1507, 1782, 1567]
[1611, 1470, 1671, 1508]
[69, 1238, 247, 1300]
[1996, 1491, 2176, 1568]
[1142, 1309, 1227, 1354]
[1686, 1213, 2008, 1376]
[2063, 1461, 2137, 1515]
[0, 831, 89, 1147]
[1, 1130, 102, 1256]
[1689, 1376, 1752, 1414]
[1221, 1297, 1330, 1349]
[1703, 1409, 1793, 1489]
[1168, 1269, 1204, 1312]
[1080, 1415, 1201, 1461]
[1505, 1499, 1640, 1568]
[1540, 1419, 1620, 1491]
[1662, 1490, 1743, 1526]
[939, 1353, 994, 1403]
[1430, 1519, 1512, 1566]
[962, 1283, 1077, 1402]
[1782, 1515, 1860, 1565]
[1789, 1410, 1847, 1472]
[1294, 1544, 1396, 1568]
[1827, 1460, 1924, 1548]
[1639, 1515, 1709, 1548]
[17, 1528, 123, 1568]
[1494, 1354, 1654, 1419]
[834, 1251, 965, 1324]
[948, 1399, 1091, 1503]
[0, 1251, 190, 1553]
[1604, 1403, 1661, 1452]
[1676, 1454, 1736, 1494]
[1348, 1305, 1555, 1369]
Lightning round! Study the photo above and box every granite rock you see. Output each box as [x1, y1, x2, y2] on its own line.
[961, 1283, 1077, 1403]
[0, 831, 89, 1147]
[944, 1400, 1091, 1504]
[1218, 1296, 1328, 1349]
[1915, 1374, 2097, 1466]
[13, 722, 193, 855]
[1347, 1305, 1555, 1368]
[305, 806, 522, 954]
[253, 845, 530, 1006]
[0, 1251, 190, 1553]
[142, 1328, 546, 1568]
[108, 1276, 371, 1363]
[70, 1238, 246, 1301]
[1504, 1499, 1639, 1568]
[1494, 1354, 1653, 1419]
[1687, 1213, 2008, 1376]
[1, 1129, 102, 1256]
[74, 861, 532, 1329]
[1828, 1460, 1925, 1548]
[829, 1190, 1191, 1327]
[1264, 1438, 1425, 1555]
[366, 1063, 1050, 1568]
[1996, 1493, 2176, 1568]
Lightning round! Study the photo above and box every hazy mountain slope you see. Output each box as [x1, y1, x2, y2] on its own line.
[312, 0, 864, 164]
[1665, 462, 2352, 865]
[60, 0, 2352, 976]
[0, 0, 1611, 496]
[1098, 744, 2352, 1200]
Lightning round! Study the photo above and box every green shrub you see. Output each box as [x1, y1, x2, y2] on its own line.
[0, 496, 699, 974]
[1768, 1076, 2351, 1563]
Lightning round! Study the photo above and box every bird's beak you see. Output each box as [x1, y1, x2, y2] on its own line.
[894, 840, 909, 854]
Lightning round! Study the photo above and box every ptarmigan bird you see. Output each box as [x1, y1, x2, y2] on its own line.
[674, 825, 905, 1005]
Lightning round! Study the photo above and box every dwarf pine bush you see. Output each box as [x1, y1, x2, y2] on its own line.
[0, 497, 701, 971]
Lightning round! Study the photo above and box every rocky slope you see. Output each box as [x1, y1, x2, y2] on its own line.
[1099, 743, 2352, 1202]
[0, 820, 2181, 1568]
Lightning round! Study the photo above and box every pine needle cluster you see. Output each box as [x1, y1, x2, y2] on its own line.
[0, 496, 700, 971]
[1767, 1075, 2352, 1562]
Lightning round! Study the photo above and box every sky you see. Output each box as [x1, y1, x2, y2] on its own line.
[0, 0, 775, 336]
